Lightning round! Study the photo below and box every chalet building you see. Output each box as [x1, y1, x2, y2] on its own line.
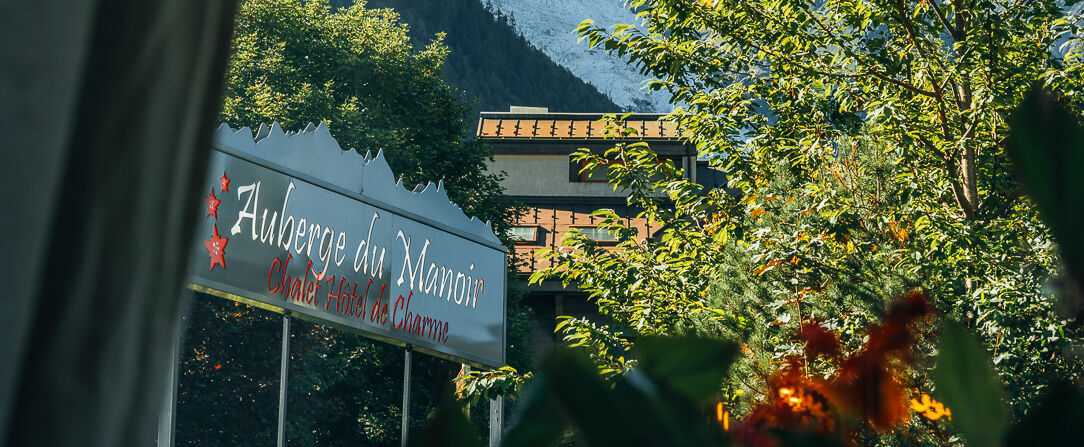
[478, 106, 727, 358]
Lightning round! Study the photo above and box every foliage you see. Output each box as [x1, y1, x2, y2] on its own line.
[499, 336, 739, 447]
[518, 103, 1077, 441]
[402, 4, 1084, 441]
[454, 366, 533, 408]
[284, 317, 467, 445]
[418, 0, 1084, 444]
[176, 298, 282, 446]
[177, 296, 465, 446]
[416, 288, 1081, 447]
[539, 0, 1084, 426]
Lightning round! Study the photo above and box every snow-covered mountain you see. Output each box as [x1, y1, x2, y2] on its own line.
[485, 0, 672, 113]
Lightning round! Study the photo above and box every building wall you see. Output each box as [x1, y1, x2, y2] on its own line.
[477, 110, 696, 365]
[508, 201, 654, 274]
[487, 154, 629, 197]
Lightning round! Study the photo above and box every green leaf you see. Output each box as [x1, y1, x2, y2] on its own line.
[934, 322, 1009, 447]
[504, 348, 640, 447]
[406, 398, 483, 447]
[634, 336, 738, 404]
[500, 375, 566, 447]
[1005, 380, 1084, 447]
[1007, 87, 1084, 285]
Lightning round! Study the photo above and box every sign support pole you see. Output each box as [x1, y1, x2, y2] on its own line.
[401, 346, 412, 447]
[489, 395, 503, 447]
[277, 315, 291, 447]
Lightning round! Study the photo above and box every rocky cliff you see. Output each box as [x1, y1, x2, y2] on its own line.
[487, 0, 672, 113]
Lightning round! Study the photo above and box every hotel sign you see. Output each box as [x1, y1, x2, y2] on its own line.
[187, 123, 506, 367]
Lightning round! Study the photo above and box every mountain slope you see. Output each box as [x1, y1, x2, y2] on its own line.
[488, 0, 671, 113]
[360, 0, 620, 115]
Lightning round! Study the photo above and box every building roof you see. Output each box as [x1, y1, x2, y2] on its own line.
[477, 111, 683, 141]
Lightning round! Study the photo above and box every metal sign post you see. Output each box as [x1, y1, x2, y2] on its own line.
[489, 396, 503, 447]
[277, 315, 290, 447]
[401, 346, 412, 447]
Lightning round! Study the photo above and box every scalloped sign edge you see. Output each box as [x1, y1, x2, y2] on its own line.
[213, 122, 504, 249]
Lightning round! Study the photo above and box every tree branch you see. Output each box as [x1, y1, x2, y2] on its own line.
[929, 0, 960, 40]
[869, 69, 939, 97]
[919, 135, 975, 219]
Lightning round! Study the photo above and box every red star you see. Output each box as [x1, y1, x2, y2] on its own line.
[204, 224, 229, 271]
[219, 172, 231, 192]
[204, 189, 221, 219]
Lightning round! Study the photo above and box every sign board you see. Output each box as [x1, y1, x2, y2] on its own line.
[187, 123, 506, 367]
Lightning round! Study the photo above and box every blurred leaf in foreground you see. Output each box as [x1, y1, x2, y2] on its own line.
[934, 323, 1009, 447]
[1005, 380, 1084, 447]
[406, 397, 482, 447]
[636, 335, 738, 404]
[1007, 87, 1084, 317]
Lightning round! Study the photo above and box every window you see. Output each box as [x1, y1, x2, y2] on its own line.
[581, 161, 611, 182]
[575, 226, 618, 242]
[506, 226, 538, 243]
[570, 156, 687, 183]
[568, 158, 615, 183]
